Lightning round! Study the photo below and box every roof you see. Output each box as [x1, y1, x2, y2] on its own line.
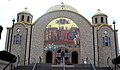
[92, 11, 107, 17]
[17, 10, 33, 16]
[46, 3, 78, 13]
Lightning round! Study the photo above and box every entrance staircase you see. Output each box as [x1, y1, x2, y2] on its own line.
[13, 63, 111, 70]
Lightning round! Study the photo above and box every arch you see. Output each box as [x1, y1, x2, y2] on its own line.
[27, 16, 30, 22]
[97, 24, 114, 31]
[17, 16, 19, 22]
[71, 51, 78, 64]
[55, 47, 69, 64]
[46, 51, 52, 63]
[21, 15, 24, 21]
[95, 18, 97, 23]
[33, 10, 91, 26]
[31, 11, 93, 63]
[101, 17, 104, 23]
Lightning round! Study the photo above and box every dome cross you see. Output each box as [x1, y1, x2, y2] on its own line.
[61, 2, 65, 9]
[97, 9, 101, 12]
[24, 7, 28, 11]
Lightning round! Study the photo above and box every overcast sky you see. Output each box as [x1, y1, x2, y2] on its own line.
[0, 0, 120, 51]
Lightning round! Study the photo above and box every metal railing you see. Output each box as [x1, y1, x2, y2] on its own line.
[85, 57, 96, 70]
[90, 63, 96, 70]
[32, 63, 37, 70]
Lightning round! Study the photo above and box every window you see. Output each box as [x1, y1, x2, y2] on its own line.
[106, 18, 108, 24]
[104, 36, 108, 46]
[21, 15, 24, 21]
[27, 16, 30, 22]
[95, 18, 97, 23]
[14, 34, 21, 44]
[101, 17, 104, 23]
[102, 36, 110, 46]
[17, 16, 19, 22]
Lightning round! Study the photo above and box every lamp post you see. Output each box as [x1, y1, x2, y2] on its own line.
[9, 18, 15, 52]
[113, 20, 118, 70]
[113, 20, 118, 57]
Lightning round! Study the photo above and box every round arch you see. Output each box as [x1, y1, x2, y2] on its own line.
[46, 51, 53, 63]
[32, 11, 92, 46]
[31, 11, 93, 62]
[71, 51, 78, 64]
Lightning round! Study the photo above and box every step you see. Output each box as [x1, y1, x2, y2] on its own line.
[13, 63, 111, 70]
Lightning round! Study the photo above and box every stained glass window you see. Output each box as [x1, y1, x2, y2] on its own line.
[14, 34, 21, 44]
[102, 36, 110, 46]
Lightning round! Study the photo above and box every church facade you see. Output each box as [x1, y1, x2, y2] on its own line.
[5, 3, 118, 67]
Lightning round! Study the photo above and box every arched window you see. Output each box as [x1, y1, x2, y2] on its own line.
[106, 18, 108, 24]
[27, 16, 30, 22]
[14, 34, 21, 44]
[17, 16, 19, 22]
[101, 17, 104, 23]
[102, 36, 110, 46]
[21, 15, 24, 21]
[95, 18, 97, 23]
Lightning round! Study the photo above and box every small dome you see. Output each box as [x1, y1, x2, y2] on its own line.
[93, 11, 107, 17]
[17, 8, 33, 23]
[92, 9, 108, 24]
[18, 11, 32, 16]
[46, 3, 78, 13]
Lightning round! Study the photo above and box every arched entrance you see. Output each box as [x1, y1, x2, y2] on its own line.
[55, 47, 69, 64]
[46, 51, 52, 63]
[71, 51, 78, 64]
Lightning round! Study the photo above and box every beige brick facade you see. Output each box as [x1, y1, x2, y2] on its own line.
[4, 4, 118, 69]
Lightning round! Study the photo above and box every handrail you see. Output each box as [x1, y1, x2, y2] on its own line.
[32, 63, 37, 70]
[3, 56, 17, 70]
[91, 63, 96, 70]
[85, 57, 96, 70]
[116, 64, 120, 68]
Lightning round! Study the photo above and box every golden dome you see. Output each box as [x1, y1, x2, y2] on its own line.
[46, 3, 78, 13]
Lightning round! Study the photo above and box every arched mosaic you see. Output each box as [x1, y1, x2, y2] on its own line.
[44, 18, 80, 51]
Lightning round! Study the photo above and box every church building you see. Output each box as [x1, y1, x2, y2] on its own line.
[5, 3, 118, 67]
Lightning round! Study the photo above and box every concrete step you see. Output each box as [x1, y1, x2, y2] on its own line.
[13, 63, 111, 70]
[96, 67, 112, 70]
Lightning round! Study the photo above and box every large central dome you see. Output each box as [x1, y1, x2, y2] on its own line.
[46, 3, 78, 13]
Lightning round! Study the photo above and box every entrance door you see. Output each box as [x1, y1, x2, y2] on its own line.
[46, 51, 52, 63]
[55, 47, 69, 64]
[72, 51, 78, 64]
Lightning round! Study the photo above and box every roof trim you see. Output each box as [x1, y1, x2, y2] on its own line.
[97, 24, 114, 31]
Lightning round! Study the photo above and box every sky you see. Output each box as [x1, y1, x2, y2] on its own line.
[0, 0, 120, 51]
